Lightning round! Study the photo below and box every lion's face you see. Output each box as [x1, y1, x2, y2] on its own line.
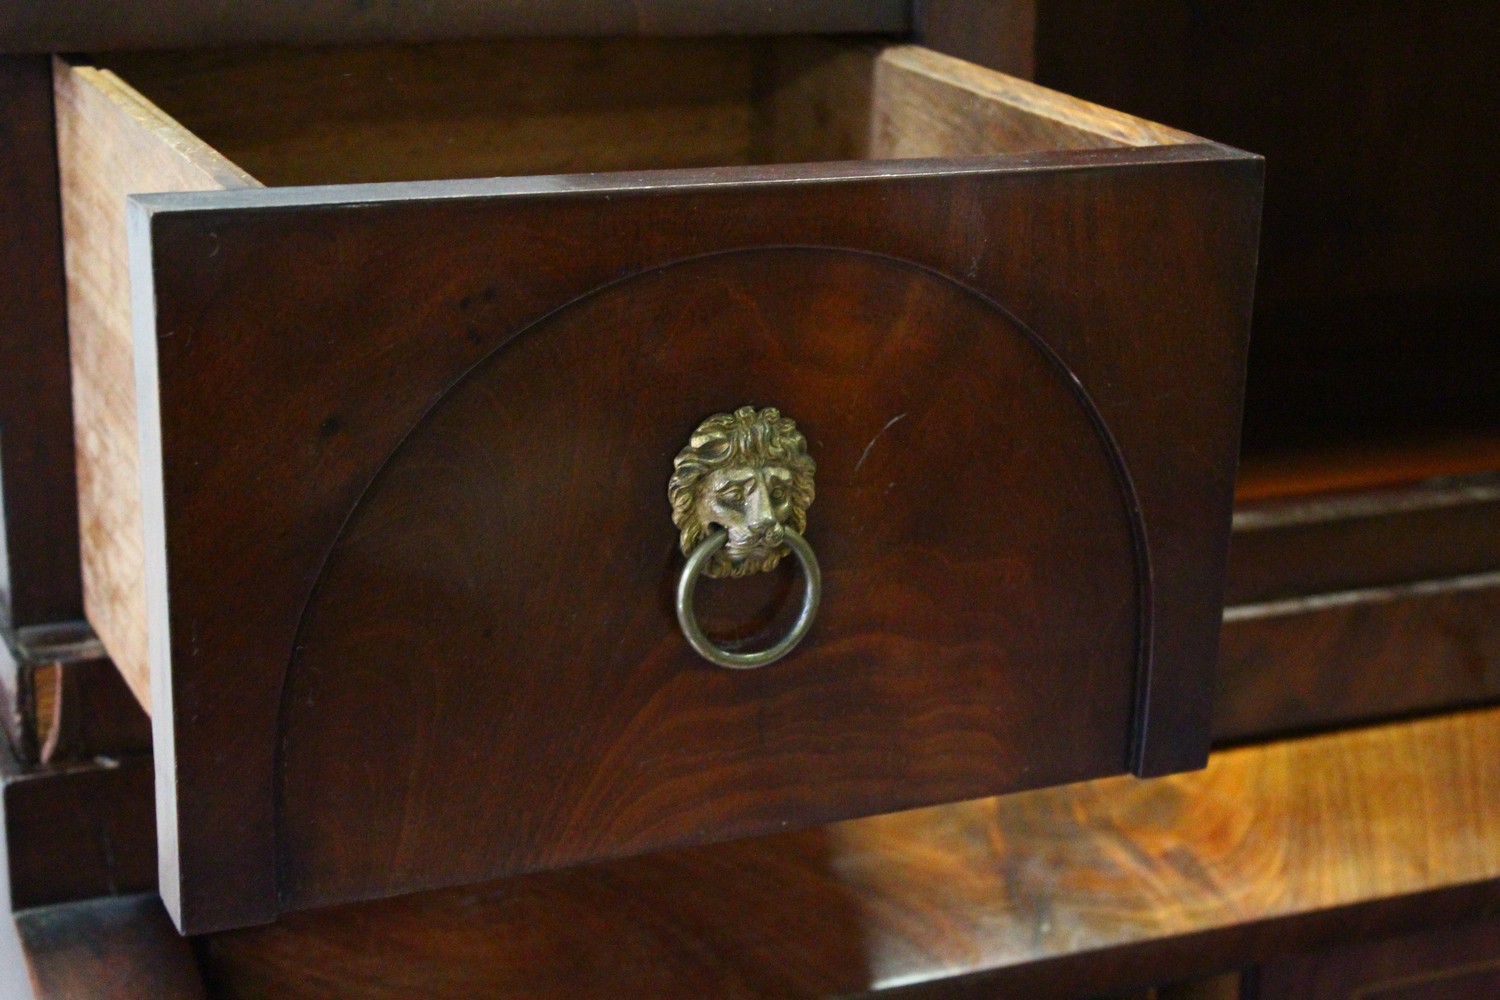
[669, 406, 815, 579]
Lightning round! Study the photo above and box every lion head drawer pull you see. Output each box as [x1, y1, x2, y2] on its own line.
[669, 406, 821, 669]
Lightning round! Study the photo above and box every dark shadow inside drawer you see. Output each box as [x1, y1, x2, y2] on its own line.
[93, 37, 1197, 184]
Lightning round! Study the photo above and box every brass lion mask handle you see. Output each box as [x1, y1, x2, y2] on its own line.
[668, 406, 820, 669]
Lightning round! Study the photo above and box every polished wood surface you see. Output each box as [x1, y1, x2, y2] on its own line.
[66, 40, 1234, 720]
[1035, 3, 1500, 466]
[52, 36, 1261, 931]
[0, 1, 908, 53]
[201, 706, 1500, 999]
[104, 39, 873, 186]
[1216, 579, 1500, 744]
[281, 248, 1140, 911]
[917, 0, 1036, 79]
[0, 57, 81, 629]
[1218, 460, 1500, 744]
[1032, 1, 1500, 755]
[1235, 434, 1500, 505]
[13, 895, 205, 999]
[1254, 914, 1500, 1000]
[132, 142, 1256, 931]
[1, 747, 156, 910]
[53, 58, 257, 709]
[96, 40, 1188, 192]
[1226, 474, 1500, 606]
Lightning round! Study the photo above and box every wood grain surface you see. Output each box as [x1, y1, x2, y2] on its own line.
[1226, 474, 1500, 606]
[1035, 3, 1500, 465]
[918, 0, 1037, 79]
[95, 41, 1184, 191]
[128, 140, 1257, 931]
[1, 746, 157, 910]
[0, 0, 909, 53]
[1254, 913, 1500, 999]
[1033, 0, 1500, 757]
[58, 41, 1260, 929]
[1216, 472, 1500, 742]
[200, 706, 1500, 999]
[53, 58, 257, 709]
[13, 894, 205, 1000]
[1216, 577, 1500, 744]
[870, 44, 1196, 160]
[103, 39, 873, 186]
[1235, 434, 1500, 505]
[278, 247, 1141, 911]
[0, 57, 81, 629]
[68, 41, 1231, 723]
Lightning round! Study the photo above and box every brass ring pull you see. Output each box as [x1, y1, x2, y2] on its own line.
[675, 528, 821, 669]
[668, 405, 820, 669]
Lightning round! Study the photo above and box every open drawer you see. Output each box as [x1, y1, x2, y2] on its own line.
[53, 38, 1261, 932]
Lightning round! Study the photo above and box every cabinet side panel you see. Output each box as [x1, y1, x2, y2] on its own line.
[0, 56, 79, 629]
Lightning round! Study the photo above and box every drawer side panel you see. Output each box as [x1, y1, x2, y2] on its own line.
[53, 58, 256, 708]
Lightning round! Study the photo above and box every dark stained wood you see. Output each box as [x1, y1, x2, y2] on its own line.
[0, 56, 82, 629]
[2, 748, 156, 910]
[1235, 434, 1500, 505]
[0, 1, 910, 53]
[0, 648, 148, 768]
[14, 894, 206, 1000]
[886, 887, 1500, 1000]
[1253, 913, 1500, 1000]
[917, 0, 1036, 78]
[1215, 579, 1500, 745]
[1032, 0, 1500, 760]
[39, 658, 152, 764]
[1034, 3, 1500, 464]
[1160, 974, 1245, 1000]
[198, 707, 1500, 999]
[62, 41, 1211, 711]
[281, 248, 1141, 910]
[128, 144, 1258, 932]
[101, 39, 876, 186]
[1218, 456, 1500, 750]
[92, 39, 1183, 196]
[0, 619, 148, 766]
[1226, 474, 1500, 606]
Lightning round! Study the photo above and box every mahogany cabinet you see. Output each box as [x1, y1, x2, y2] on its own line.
[2, 3, 1496, 999]
[1034, 1, 1500, 744]
[1251, 914, 1500, 999]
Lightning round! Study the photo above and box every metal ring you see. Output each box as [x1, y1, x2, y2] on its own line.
[675, 528, 821, 669]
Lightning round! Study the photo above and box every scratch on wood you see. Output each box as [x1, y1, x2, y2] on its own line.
[854, 413, 907, 473]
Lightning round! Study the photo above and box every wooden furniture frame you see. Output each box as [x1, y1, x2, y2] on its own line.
[2, 2, 1497, 997]
[50, 37, 1256, 933]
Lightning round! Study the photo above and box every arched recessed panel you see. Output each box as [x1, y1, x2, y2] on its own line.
[279, 248, 1142, 909]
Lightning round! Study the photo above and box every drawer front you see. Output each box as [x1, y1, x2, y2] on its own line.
[56, 43, 1261, 931]
[280, 245, 1141, 907]
[139, 157, 1256, 930]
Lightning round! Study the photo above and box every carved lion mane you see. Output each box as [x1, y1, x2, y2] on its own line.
[668, 405, 816, 577]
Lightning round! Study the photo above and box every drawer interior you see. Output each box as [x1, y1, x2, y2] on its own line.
[54, 37, 1204, 713]
[74, 38, 1197, 189]
[71, 37, 1201, 190]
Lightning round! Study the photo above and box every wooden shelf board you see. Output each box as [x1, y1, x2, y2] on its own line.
[1236, 431, 1500, 504]
[200, 705, 1500, 998]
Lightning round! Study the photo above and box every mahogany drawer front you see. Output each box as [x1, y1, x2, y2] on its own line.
[52, 39, 1261, 932]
